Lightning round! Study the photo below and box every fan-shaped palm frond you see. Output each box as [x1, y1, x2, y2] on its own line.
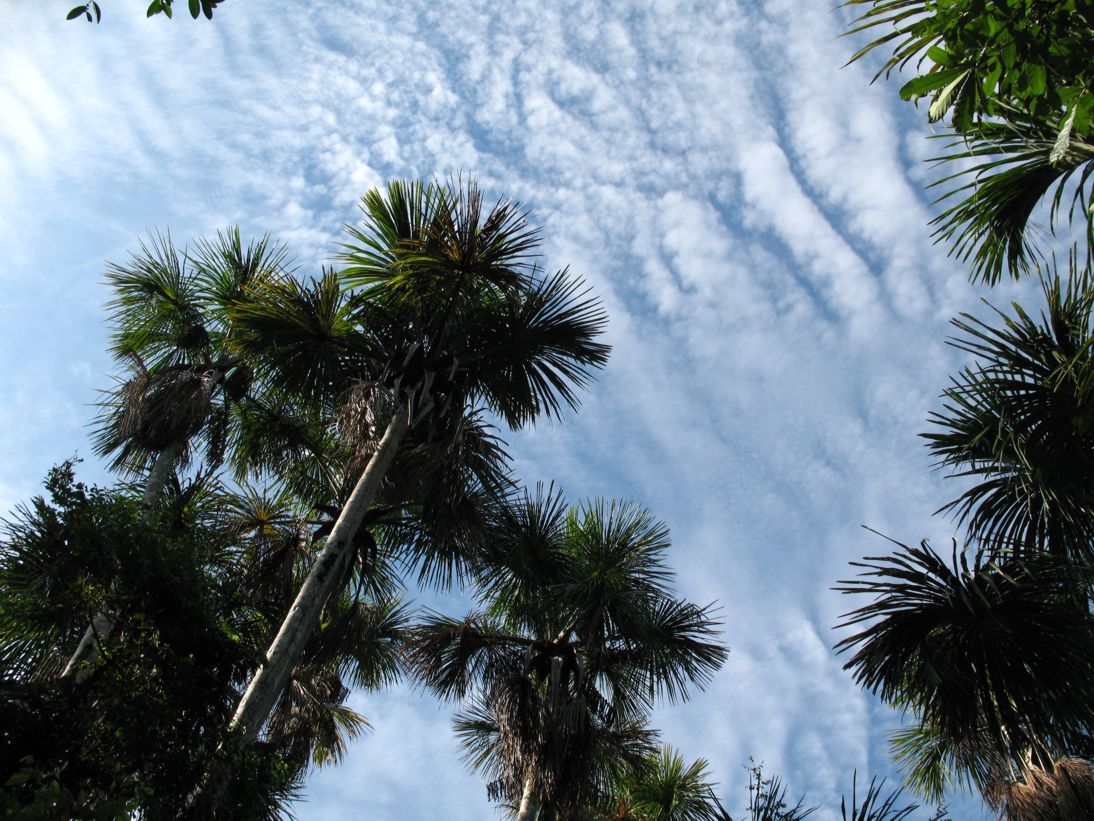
[463, 268, 611, 428]
[406, 487, 726, 818]
[924, 262, 1094, 559]
[619, 745, 726, 821]
[835, 537, 1094, 778]
[229, 268, 382, 407]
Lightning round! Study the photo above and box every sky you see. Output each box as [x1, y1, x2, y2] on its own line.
[0, 1, 1040, 818]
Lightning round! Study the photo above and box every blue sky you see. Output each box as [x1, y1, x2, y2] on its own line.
[0, 1, 1036, 818]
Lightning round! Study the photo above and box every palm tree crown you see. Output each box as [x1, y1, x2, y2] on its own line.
[406, 486, 728, 819]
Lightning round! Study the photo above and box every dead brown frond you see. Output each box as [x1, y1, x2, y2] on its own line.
[335, 379, 395, 480]
[988, 756, 1094, 820]
[117, 365, 215, 451]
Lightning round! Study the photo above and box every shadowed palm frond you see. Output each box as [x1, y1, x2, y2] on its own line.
[929, 117, 1094, 284]
[835, 537, 1094, 770]
[924, 263, 1094, 559]
[464, 268, 611, 428]
[404, 611, 528, 702]
[839, 771, 919, 821]
[228, 269, 381, 406]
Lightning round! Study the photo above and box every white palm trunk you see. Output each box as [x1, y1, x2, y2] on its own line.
[59, 441, 182, 681]
[229, 406, 409, 741]
[189, 407, 409, 812]
[517, 777, 542, 821]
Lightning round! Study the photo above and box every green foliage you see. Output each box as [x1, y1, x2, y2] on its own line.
[924, 262, 1094, 558]
[0, 463, 407, 817]
[405, 487, 727, 817]
[66, 0, 223, 23]
[0, 464, 299, 817]
[614, 746, 726, 821]
[844, 0, 1094, 282]
[847, 0, 1092, 132]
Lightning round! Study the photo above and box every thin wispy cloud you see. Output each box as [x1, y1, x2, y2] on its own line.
[0, 1, 1020, 817]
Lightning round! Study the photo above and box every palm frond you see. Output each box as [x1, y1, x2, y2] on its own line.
[464, 267, 611, 427]
[404, 611, 528, 701]
[924, 262, 1094, 559]
[835, 538, 1094, 765]
[840, 771, 919, 821]
[928, 119, 1094, 284]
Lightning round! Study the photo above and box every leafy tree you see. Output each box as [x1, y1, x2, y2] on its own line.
[67, 0, 224, 23]
[1, 462, 409, 817]
[405, 487, 727, 819]
[844, 0, 1094, 283]
[0, 464, 297, 818]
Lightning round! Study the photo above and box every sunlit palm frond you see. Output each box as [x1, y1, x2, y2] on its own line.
[888, 721, 998, 803]
[623, 745, 725, 821]
[189, 226, 294, 317]
[104, 230, 207, 363]
[841, 1, 938, 82]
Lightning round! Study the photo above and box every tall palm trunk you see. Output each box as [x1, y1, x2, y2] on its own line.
[59, 441, 182, 681]
[228, 406, 408, 740]
[190, 406, 410, 811]
[517, 777, 542, 821]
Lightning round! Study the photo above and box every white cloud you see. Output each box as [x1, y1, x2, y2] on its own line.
[0, 1, 1033, 818]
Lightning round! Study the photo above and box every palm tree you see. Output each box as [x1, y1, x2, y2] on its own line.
[606, 745, 728, 821]
[835, 537, 1094, 806]
[193, 179, 610, 803]
[60, 229, 285, 680]
[405, 486, 728, 819]
[922, 259, 1094, 560]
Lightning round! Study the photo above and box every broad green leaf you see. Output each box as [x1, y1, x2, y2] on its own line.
[900, 67, 967, 101]
[146, 0, 161, 16]
[926, 44, 951, 68]
[1025, 63, 1047, 97]
[189, 0, 200, 18]
[67, 5, 87, 20]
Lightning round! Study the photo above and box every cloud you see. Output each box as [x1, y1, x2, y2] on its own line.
[0, 1, 1035, 818]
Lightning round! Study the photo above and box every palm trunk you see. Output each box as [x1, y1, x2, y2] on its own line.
[59, 442, 181, 681]
[191, 406, 410, 811]
[517, 777, 541, 821]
